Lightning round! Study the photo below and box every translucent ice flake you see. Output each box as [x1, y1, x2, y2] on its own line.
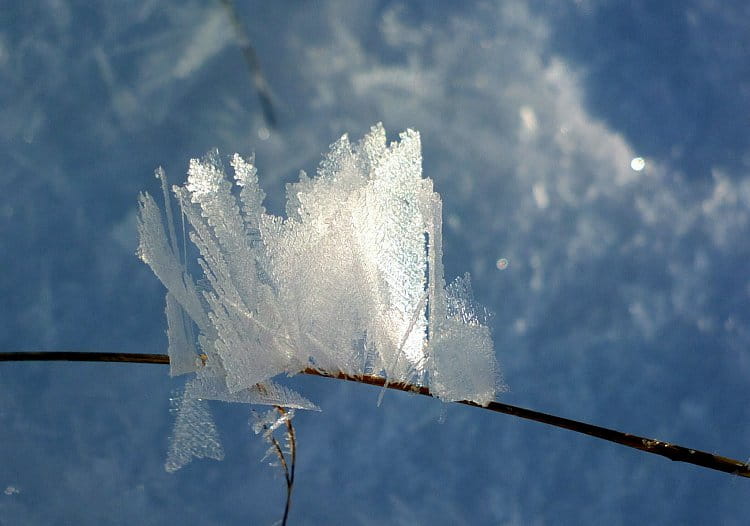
[165, 388, 224, 473]
[138, 124, 500, 470]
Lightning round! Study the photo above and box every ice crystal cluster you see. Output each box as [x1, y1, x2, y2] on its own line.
[137, 124, 499, 470]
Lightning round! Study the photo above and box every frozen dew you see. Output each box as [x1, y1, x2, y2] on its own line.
[138, 124, 500, 470]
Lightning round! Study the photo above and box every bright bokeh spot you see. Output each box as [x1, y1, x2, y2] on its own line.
[630, 157, 646, 171]
[496, 257, 509, 270]
[519, 105, 538, 133]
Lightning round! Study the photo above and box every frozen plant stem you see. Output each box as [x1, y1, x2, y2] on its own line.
[274, 407, 295, 526]
[284, 409, 296, 526]
[2, 351, 749, 479]
[252, 406, 296, 526]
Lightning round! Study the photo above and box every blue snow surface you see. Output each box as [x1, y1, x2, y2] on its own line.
[1, 1, 749, 524]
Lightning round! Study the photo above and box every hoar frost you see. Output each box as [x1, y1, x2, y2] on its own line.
[138, 124, 500, 470]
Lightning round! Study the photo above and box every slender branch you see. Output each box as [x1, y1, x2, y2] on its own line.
[218, 0, 277, 129]
[304, 368, 750, 478]
[276, 406, 295, 526]
[2, 351, 748, 479]
[0, 351, 169, 364]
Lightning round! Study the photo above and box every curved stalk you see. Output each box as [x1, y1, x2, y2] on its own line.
[2, 351, 748, 479]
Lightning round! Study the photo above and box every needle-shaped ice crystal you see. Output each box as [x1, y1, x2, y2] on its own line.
[138, 124, 500, 470]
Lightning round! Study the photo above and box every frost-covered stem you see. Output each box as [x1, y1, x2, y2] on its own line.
[252, 405, 295, 525]
[276, 406, 295, 526]
[261, 406, 295, 526]
[2, 351, 749, 479]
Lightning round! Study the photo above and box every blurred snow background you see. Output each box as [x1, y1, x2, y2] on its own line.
[2, 0, 750, 524]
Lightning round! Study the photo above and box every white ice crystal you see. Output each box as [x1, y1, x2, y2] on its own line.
[138, 124, 499, 470]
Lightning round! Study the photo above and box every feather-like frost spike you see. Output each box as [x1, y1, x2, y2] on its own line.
[138, 124, 500, 470]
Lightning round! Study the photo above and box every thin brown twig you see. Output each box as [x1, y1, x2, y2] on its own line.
[1, 351, 748, 479]
[275, 406, 295, 526]
[303, 367, 750, 479]
[253, 405, 295, 526]
[0, 351, 170, 364]
[218, 0, 277, 129]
